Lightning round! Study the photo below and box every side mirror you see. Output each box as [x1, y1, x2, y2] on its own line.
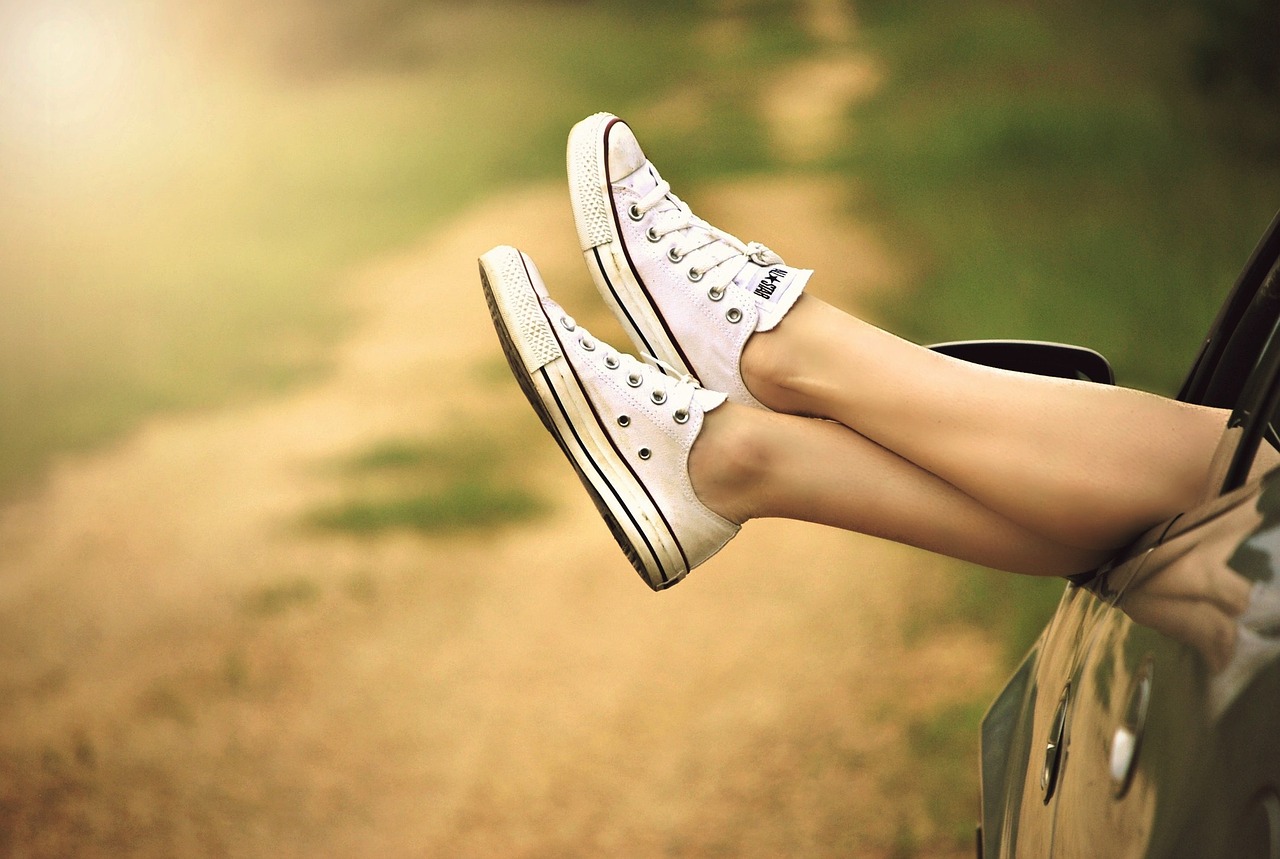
[927, 340, 1115, 385]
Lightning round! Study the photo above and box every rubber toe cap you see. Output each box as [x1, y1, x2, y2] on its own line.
[606, 121, 648, 182]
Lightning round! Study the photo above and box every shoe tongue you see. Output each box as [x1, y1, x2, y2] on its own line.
[735, 263, 812, 331]
[693, 386, 728, 412]
[616, 161, 662, 197]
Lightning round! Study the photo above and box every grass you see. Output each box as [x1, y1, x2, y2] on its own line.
[906, 699, 991, 843]
[241, 577, 321, 618]
[304, 429, 550, 537]
[308, 482, 547, 536]
[848, 0, 1280, 395]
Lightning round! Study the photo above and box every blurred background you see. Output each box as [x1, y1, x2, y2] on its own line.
[1, 0, 1277, 855]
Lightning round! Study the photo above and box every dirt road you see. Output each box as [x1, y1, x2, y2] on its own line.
[0, 177, 1000, 857]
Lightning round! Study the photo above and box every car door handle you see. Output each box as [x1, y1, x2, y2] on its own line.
[1042, 685, 1071, 803]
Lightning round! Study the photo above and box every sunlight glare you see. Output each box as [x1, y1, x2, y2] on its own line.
[3, 1, 131, 132]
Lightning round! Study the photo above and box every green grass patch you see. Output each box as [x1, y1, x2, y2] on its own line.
[241, 577, 321, 617]
[307, 481, 546, 536]
[938, 565, 1069, 669]
[848, 0, 1280, 396]
[304, 428, 550, 537]
[905, 698, 989, 843]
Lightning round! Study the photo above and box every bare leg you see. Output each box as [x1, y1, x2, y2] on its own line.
[741, 296, 1229, 551]
[689, 402, 1113, 576]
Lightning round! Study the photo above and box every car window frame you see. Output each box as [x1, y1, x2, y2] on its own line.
[1179, 209, 1280, 409]
[1179, 210, 1280, 498]
[1221, 312, 1280, 494]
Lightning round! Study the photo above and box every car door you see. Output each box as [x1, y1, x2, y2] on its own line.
[978, 209, 1280, 859]
[976, 572, 1112, 856]
[1047, 486, 1275, 858]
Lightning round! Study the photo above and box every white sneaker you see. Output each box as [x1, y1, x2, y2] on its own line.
[478, 245, 739, 590]
[567, 111, 812, 409]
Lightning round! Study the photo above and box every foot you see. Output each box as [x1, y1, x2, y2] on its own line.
[567, 112, 813, 409]
[478, 245, 740, 591]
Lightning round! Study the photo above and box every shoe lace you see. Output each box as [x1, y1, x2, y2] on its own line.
[563, 310, 702, 424]
[635, 176, 782, 289]
[611, 345, 701, 424]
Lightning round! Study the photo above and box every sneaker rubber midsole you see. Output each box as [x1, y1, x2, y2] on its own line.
[478, 249, 688, 590]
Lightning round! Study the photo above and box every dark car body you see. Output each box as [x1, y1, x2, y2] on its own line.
[965, 211, 1280, 858]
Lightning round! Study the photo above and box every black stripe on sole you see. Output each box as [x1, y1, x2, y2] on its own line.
[596, 117, 700, 381]
[478, 257, 685, 591]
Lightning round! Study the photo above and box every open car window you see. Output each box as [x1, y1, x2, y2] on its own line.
[1190, 220, 1280, 497]
[1223, 262, 1280, 491]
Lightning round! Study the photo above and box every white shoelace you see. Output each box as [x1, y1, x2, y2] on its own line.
[566, 315, 700, 425]
[610, 349, 701, 425]
[633, 176, 782, 290]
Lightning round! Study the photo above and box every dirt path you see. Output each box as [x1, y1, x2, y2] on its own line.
[0, 181, 996, 858]
[0, 9, 1003, 858]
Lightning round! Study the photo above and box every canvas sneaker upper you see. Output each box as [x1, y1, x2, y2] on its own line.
[569, 112, 812, 410]
[478, 245, 739, 590]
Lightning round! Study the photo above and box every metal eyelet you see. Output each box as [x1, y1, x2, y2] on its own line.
[627, 373, 643, 388]
[726, 308, 743, 324]
[667, 247, 683, 263]
[579, 336, 595, 351]
[707, 286, 725, 301]
[687, 268, 703, 283]
[646, 226, 661, 243]
[627, 203, 643, 222]
[651, 389, 667, 405]
[559, 316, 576, 331]
[617, 415, 631, 427]
[673, 409, 689, 424]
[638, 447, 652, 461]
[604, 354, 620, 370]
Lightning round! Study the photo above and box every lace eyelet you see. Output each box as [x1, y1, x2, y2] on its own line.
[646, 226, 661, 243]
[707, 286, 725, 302]
[673, 409, 690, 424]
[627, 203, 643, 222]
[579, 336, 595, 351]
[617, 415, 631, 427]
[638, 447, 652, 461]
[627, 373, 643, 388]
[687, 268, 703, 283]
[651, 389, 667, 405]
[604, 354, 620, 370]
[726, 308, 743, 324]
[559, 316, 576, 331]
[667, 248, 683, 263]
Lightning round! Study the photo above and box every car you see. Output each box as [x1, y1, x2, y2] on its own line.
[948, 210, 1280, 858]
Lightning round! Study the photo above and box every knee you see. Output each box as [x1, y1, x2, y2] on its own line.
[709, 414, 777, 489]
[688, 409, 779, 521]
[741, 332, 831, 418]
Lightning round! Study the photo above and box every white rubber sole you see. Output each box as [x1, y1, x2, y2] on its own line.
[478, 245, 691, 590]
[567, 112, 696, 382]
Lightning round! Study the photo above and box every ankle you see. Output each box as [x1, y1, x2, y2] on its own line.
[688, 404, 776, 524]
[739, 295, 839, 417]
